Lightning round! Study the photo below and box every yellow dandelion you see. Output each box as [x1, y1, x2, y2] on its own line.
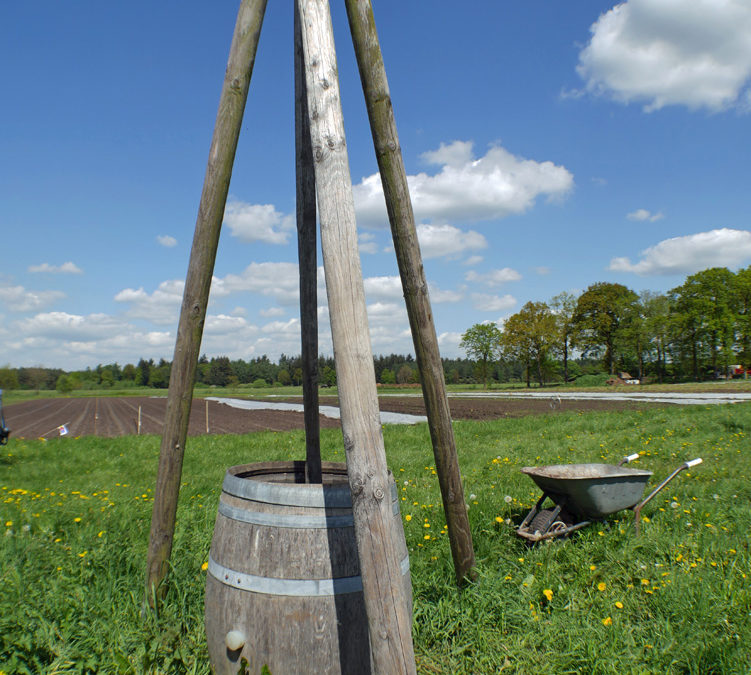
[597, 582, 606, 592]
[404, 514, 412, 522]
[78, 551, 87, 558]
[640, 578, 649, 585]
[423, 523, 430, 528]
[589, 564, 597, 571]
[543, 589, 553, 601]
[74, 517, 82, 523]
[97, 531, 104, 538]
[4, 521, 11, 527]
[201, 561, 209, 571]
[423, 534, 431, 540]
[614, 601, 624, 609]
[602, 617, 612, 626]
[495, 516, 503, 523]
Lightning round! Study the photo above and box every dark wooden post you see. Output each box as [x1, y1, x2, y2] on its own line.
[295, 0, 322, 484]
[297, 0, 416, 672]
[144, 0, 268, 607]
[344, 0, 476, 584]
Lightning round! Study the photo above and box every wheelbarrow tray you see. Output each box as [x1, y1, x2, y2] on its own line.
[521, 463, 653, 518]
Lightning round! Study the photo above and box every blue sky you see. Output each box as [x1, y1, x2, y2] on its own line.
[2, 0, 751, 369]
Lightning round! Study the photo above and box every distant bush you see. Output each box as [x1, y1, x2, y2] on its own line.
[250, 378, 268, 388]
[572, 373, 610, 387]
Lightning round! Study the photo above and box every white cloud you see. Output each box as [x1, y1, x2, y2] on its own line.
[217, 262, 301, 305]
[157, 235, 177, 247]
[463, 255, 484, 266]
[15, 311, 127, 340]
[608, 227, 751, 276]
[223, 200, 295, 245]
[535, 266, 552, 276]
[416, 223, 487, 259]
[259, 306, 285, 318]
[465, 268, 522, 286]
[577, 0, 751, 112]
[364, 276, 404, 302]
[4, 310, 176, 367]
[367, 301, 408, 321]
[359, 232, 380, 255]
[203, 314, 256, 335]
[428, 284, 464, 304]
[28, 262, 83, 274]
[353, 141, 573, 227]
[627, 208, 664, 222]
[471, 293, 517, 312]
[114, 279, 184, 325]
[437, 331, 463, 351]
[0, 285, 65, 312]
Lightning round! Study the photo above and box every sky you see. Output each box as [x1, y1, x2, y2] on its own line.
[2, 0, 751, 369]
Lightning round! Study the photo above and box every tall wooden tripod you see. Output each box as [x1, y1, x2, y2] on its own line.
[145, 1, 475, 672]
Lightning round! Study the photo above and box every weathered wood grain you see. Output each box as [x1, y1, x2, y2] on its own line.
[344, 0, 476, 584]
[144, 0, 268, 607]
[295, 1, 322, 484]
[297, 0, 416, 671]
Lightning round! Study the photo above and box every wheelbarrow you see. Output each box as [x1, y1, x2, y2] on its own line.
[516, 454, 703, 542]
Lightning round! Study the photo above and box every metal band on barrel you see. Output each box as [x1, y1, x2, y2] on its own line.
[218, 493, 400, 527]
[208, 555, 410, 597]
[222, 472, 399, 509]
[218, 500, 355, 528]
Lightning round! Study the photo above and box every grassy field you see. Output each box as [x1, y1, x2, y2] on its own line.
[1, 402, 749, 673]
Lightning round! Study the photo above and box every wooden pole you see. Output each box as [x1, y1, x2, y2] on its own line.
[297, 1, 416, 672]
[144, 0, 268, 607]
[344, 0, 476, 584]
[295, 0, 322, 484]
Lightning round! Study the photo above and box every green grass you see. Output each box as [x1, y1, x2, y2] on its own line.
[1, 404, 749, 673]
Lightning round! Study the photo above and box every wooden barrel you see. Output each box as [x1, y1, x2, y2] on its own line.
[204, 461, 412, 675]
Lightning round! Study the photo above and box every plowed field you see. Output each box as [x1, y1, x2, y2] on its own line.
[3, 394, 649, 440]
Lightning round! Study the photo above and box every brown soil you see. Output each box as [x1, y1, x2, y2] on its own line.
[4, 395, 651, 440]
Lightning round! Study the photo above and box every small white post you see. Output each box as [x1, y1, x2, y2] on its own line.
[205, 399, 210, 434]
[138, 406, 142, 435]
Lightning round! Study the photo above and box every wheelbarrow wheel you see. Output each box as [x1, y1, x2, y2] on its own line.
[529, 508, 572, 539]
[529, 508, 557, 535]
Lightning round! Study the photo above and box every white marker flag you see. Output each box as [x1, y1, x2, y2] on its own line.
[58, 424, 68, 436]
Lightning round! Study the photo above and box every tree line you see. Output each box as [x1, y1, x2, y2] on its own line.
[461, 266, 751, 387]
[0, 353, 481, 392]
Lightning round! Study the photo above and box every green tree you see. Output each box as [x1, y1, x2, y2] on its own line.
[136, 359, 152, 387]
[669, 268, 736, 379]
[460, 322, 502, 388]
[501, 301, 558, 387]
[0, 366, 19, 390]
[56, 374, 74, 393]
[207, 357, 232, 387]
[640, 291, 671, 382]
[735, 266, 751, 367]
[396, 365, 414, 384]
[321, 365, 337, 387]
[380, 368, 395, 384]
[549, 291, 578, 383]
[572, 282, 638, 375]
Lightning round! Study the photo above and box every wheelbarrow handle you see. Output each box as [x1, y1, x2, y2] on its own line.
[634, 457, 703, 533]
[618, 453, 640, 466]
